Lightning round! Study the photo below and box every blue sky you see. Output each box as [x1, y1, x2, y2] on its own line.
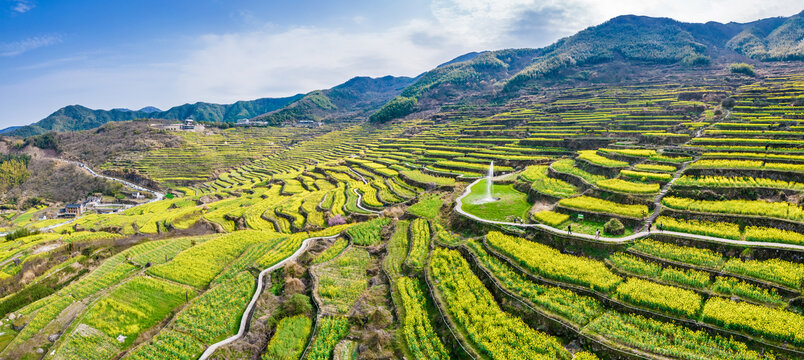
[1, 0, 801, 128]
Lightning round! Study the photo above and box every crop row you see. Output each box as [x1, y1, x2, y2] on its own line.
[346, 217, 390, 246]
[305, 316, 350, 360]
[690, 159, 804, 173]
[632, 239, 804, 290]
[262, 315, 312, 360]
[559, 196, 649, 218]
[486, 231, 622, 292]
[147, 230, 270, 288]
[520, 165, 578, 197]
[673, 175, 804, 191]
[662, 197, 804, 222]
[531, 210, 569, 226]
[597, 178, 660, 194]
[430, 248, 571, 360]
[466, 239, 604, 326]
[397, 277, 451, 360]
[405, 219, 430, 272]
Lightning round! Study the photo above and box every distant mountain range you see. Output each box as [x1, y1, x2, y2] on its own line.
[10, 75, 414, 137]
[9, 95, 305, 137]
[8, 10, 804, 136]
[368, 10, 804, 122]
[111, 106, 163, 113]
[0, 126, 21, 135]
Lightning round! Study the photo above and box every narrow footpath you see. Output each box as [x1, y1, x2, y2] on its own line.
[455, 177, 804, 251]
[198, 234, 340, 360]
[643, 155, 699, 232]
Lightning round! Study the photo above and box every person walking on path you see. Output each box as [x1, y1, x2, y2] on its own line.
[567, 225, 572, 235]
[595, 229, 600, 240]
[659, 222, 663, 232]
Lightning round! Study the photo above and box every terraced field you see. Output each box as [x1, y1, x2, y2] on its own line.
[3, 74, 804, 360]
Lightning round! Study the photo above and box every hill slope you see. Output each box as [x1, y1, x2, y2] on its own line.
[727, 11, 804, 60]
[251, 75, 414, 125]
[370, 11, 804, 122]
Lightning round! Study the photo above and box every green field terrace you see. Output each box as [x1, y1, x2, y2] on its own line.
[2, 74, 804, 359]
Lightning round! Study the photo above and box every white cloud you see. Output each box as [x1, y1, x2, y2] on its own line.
[11, 0, 33, 13]
[0, 35, 60, 56]
[431, 0, 804, 48]
[179, 0, 804, 103]
[175, 20, 470, 102]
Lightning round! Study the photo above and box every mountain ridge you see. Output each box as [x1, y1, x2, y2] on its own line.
[368, 11, 804, 122]
[9, 11, 804, 135]
[10, 94, 304, 137]
[10, 74, 415, 137]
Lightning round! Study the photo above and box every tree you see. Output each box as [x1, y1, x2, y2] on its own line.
[0, 159, 29, 192]
[24, 132, 59, 152]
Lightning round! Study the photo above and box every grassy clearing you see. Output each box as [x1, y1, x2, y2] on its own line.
[407, 195, 443, 219]
[461, 179, 531, 222]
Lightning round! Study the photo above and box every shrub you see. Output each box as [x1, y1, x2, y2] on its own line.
[282, 294, 313, 317]
[682, 53, 710, 66]
[4, 227, 40, 242]
[283, 278, 305, 296]
[728, 63, 755, 77]
[0, 283, 55, 318]
[604, 218, 624, 235]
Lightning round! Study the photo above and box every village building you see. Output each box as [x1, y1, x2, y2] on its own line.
[150, 118, 205, 132]
[60, 203, 85, 217]
[236, 118, 267, 126]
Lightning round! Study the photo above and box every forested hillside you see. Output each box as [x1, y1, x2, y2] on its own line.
[370, 11, 804, 122]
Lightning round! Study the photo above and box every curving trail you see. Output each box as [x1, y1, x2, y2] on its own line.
[352, 188, 382, 215]
[346, 167, 368, 184]
[57, 159, 165, 200]
[198, 234, 340, 360]
[455, 177, 804, 251]
[344, 166, 382, 215]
